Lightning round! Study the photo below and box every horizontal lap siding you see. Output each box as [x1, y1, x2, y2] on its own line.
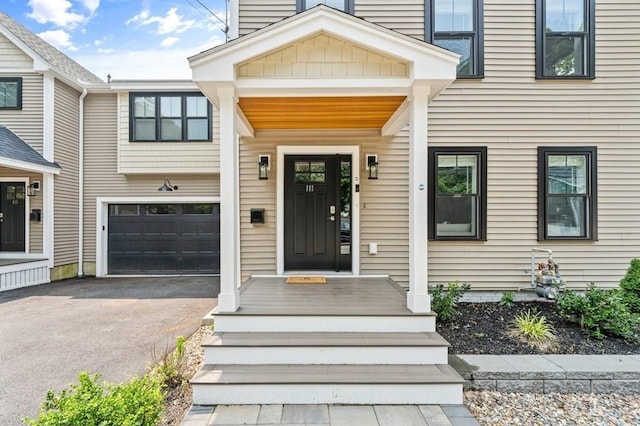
[83, 94, 221, 265]
[239, 1, 296, 36]
[426, 0, 640, 290]
[117, 94, 220, 174]
[53, 80, 80, 266]
[0, 33, 32, 68]
[239, 132, 409, 286]
[0, 74, 43, 153]
[355, 0, 425, 40]
[0, 167, 43, 253]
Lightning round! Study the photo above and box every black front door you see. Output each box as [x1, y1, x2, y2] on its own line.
[0, 182, 26, 252]
[284, 155, 351, 271]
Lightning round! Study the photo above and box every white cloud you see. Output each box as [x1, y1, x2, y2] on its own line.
[126, 7, 196, 35]
[72, 36, 224, 80]
[161, 37, 180, 48]
[81, 0, 100, 14]
[38, 30, 77, 51]
[27, 0, 85, 28]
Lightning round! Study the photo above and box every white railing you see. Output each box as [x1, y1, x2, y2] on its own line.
[0, 260, 50, 291]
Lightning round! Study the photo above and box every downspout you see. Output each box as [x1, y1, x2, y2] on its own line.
[78, 88, 88, 277]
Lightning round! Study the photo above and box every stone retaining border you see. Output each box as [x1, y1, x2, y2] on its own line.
[451, 354, 640, 395]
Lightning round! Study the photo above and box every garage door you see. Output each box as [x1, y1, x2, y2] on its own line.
[108, 203, 220, 275]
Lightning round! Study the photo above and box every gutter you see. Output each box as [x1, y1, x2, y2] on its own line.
[78, 87, 88, 277]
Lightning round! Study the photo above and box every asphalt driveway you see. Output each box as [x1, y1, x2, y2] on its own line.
[0, 276, 219, 425]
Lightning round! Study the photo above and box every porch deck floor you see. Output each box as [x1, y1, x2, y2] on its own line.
[229, 276, 426, 316]
[0, 258, 47, 267]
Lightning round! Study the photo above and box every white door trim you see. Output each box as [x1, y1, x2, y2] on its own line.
[95, 196, 221, 277]
[276, 145, 360, 275]
[0, 177, 30, 257]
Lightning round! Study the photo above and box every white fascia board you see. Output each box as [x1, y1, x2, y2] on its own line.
[0, 156, 60, 175]
[234, 78, 411, 96]
[190, 7, 458, 83]
[109, 80, 199, 92]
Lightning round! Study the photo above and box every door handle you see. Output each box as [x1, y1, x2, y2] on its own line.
[328, 215, 335, 221]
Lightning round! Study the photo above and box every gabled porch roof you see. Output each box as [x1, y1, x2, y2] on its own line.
[0, 126, 60, 174]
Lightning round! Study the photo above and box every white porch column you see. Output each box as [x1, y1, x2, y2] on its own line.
[407, 82, 431, 313]
[217, 86, 240, 312]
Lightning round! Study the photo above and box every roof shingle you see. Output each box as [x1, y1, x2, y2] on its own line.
[0, 125, 60, 170]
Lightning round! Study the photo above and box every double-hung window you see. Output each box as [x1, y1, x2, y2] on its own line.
[428, 0, 484, 78]
[428, 147, 487, 240]
[538, 147, 597, 240]
[536, 0, 595, 78]
[298, 0, 354, 13]
[0, 77, 22, 109]
[130, 93, 211, 142]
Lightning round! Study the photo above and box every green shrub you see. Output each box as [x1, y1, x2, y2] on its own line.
[428, 280, 471, 321]
[151, 335, 189, 389]
[508, 309, 559, 352]
[620, 258, 640, 313]
[23, 372, 164, 426]
[557, 284, 640, 342]
[499, 291, 515, 307]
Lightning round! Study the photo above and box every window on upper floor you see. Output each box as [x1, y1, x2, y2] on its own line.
[427, 0, 484, 78]
[538, 147, 597, 240]
[536, 0, 595, 79]
[129, 93, 211, 142]
[428, 147, 487, 240]
[0, 77, 22, 109]
[298, 0, 354, 14]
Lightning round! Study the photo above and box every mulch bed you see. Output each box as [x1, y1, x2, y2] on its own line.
[437, 301, 640, 355]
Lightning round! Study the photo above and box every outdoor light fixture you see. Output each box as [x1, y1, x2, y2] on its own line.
[27, 181, 40, 197]
[158, 179, 178, 192]
[366, 154, 379, 180]
[258, 155, 270, 180]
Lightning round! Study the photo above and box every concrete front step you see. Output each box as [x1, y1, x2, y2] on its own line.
[203, 332, 450, 365]
[191, 364, 464, 405]
[212, 313, 436, 333]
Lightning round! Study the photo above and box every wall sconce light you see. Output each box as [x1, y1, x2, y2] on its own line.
[158, 179, 178, 192]
[366, 154, 378, 180]
[258, 155, 270, 180]
[27, 181, 40, 197]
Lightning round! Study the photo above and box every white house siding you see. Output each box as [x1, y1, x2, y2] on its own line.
[116, 93, 221, 174]
[426, 0, 640, 290]
[0, 167, 43, 253]
[355, 0, 425, 40]
[238, 0, 296, 37]
[82, 93, 221, 273]
[238, 132, 410, 286]
[52, 79, 80, 269]
[0, 33, 33, 69]
[0, 73, 44, 154]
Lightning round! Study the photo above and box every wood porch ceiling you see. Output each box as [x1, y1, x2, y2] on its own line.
[238, 96, 406, 130]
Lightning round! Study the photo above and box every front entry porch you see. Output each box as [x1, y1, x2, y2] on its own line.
[0, 258, 49, 291]
[192, 277, 464, 405]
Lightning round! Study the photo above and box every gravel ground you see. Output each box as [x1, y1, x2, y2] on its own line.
[465, 391, 640, 425]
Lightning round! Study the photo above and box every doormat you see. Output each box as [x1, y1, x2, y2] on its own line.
[286, 276, 326, 284]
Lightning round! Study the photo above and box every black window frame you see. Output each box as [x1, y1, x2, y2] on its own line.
[129, 92, 212, 142]
[426, 0, 484, 78]
[538, 146, 597, 241]
[297, 0, 354, 14]
[536, 0, 595, 79]
[0, 77, 22, 110]
[428, 146, 487, 241]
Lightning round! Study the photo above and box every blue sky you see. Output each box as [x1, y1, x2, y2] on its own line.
[1, 0, 228, 80]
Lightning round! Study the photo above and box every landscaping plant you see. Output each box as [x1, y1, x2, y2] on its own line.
[428, 280, 471, 321]
[620, 258, 640, 313]
[23, 372, 164, 426]
[556, 283, 640, 343]
[508, 309, 559, 352]
[499, 291, 515, 307]
[151, 335, 189, 389]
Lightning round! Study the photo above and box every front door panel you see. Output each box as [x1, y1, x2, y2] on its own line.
[284, 155, 351, 271]
[0, 182, 26, 252]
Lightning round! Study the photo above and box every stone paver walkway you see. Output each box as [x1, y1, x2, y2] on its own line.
[182, 404, 479, 425]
